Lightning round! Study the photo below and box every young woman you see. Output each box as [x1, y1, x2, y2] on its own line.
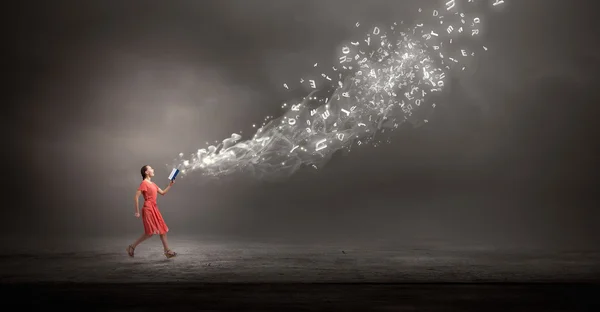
[127, 165, 177, 258]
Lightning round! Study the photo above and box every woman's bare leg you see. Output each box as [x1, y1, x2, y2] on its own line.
[159, 234, 176, 258]
[132, 233, 153, 248]
[159, 234, 170, 252]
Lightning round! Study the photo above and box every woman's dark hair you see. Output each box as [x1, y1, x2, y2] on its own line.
[140, 165, 149, 180]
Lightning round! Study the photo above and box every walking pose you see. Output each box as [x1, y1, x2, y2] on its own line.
[127, 165, 177, 258]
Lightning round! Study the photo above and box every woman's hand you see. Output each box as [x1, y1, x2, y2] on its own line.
[169, 179, 175, 186]
[135, 212, 140, 218]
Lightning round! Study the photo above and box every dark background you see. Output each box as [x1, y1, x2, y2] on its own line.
[6, 0, 599, 249]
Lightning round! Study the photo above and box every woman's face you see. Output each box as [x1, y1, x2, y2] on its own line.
[145, 166, 155, 177]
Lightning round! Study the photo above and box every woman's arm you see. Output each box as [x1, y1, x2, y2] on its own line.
[157, 180, 175, 196]
[134, 190, 142, 214]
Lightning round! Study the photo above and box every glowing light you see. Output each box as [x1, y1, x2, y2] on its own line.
[173, 0, 506, 180]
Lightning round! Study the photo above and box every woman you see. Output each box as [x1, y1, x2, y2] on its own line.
[127, 165, 177, 258]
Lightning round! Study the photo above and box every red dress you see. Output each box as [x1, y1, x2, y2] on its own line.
[138, 181, 169, 235]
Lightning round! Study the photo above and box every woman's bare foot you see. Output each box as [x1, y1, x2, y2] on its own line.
[126, 245, 135, 257]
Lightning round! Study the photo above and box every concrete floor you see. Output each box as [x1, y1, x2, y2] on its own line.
[2, 235, 600, 310]
[4, 283, 600, 311]
[2, 235, 599, 283]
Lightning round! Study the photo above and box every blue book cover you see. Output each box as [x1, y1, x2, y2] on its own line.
[168, 168, 180, 181]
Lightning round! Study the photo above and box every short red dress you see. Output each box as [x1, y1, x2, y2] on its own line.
[138, 181, 169, 235]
